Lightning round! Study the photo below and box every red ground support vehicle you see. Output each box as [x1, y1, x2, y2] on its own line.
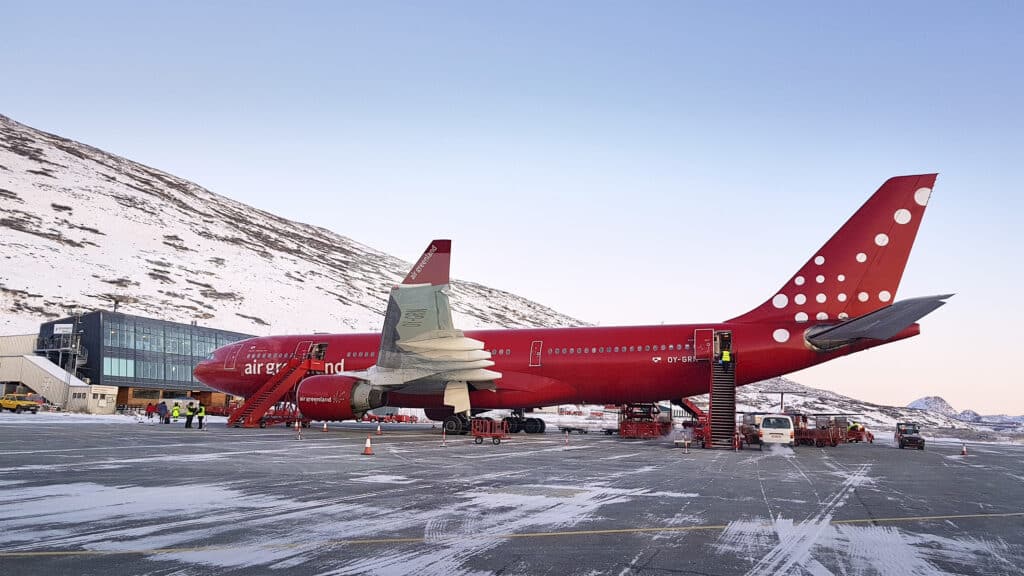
[792, 414, 841, 447]
[617, 404, 673, 439]
[471, 417, 509, 444]
[257, 404, 311, 428]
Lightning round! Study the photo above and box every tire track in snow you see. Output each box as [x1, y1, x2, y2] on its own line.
[743, 463, 872, 576]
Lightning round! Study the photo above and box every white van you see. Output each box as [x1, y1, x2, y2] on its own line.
[759, 414, 795, 447]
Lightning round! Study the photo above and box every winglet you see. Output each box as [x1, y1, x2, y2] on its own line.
[402, 239, 451, 285]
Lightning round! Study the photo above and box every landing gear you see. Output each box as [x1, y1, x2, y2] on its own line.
[504, 410, 546, 434]
[443, 414, 471, 435]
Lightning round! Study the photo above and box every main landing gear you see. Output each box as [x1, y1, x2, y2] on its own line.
[441, 409, 546, 435]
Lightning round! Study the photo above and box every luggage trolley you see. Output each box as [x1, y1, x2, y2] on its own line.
[471, 418, 510, 445]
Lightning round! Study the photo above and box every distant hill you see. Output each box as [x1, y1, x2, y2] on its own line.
[907, 396, 957, 416]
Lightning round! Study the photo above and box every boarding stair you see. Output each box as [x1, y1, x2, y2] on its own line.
[227, 344, 328, 428]
[708, 335, 736, 448]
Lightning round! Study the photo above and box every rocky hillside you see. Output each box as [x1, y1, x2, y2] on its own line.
[0, 114, 584, 335]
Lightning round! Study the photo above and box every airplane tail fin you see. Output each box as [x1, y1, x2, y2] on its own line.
[729, 174, 937, 325]
[402, 239, 451, 285]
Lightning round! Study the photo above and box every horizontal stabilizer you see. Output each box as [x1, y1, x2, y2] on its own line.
[806, 294, 953, 349]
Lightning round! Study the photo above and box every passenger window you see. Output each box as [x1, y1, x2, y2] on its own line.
[644, 345, 651, 352]
[505, 349, 511, 355]
[613, 346, 619, 352]
[661, 345, 666, 351]
[599, 347, 604, 353]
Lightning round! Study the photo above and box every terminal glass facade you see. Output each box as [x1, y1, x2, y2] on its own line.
[38, 311, 251, 394]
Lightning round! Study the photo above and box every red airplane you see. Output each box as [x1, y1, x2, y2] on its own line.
[193, 174, 950, 434]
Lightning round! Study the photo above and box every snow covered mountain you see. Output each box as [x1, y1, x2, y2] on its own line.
[907, 396, 957, 416]
[0, 114, 584, 335]
[907, 396, 1024, 427]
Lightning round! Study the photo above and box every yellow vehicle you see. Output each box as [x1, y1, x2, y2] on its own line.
[1, 394, 40, 414]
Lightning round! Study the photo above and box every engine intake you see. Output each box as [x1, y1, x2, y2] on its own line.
[296, 375, 387, 421]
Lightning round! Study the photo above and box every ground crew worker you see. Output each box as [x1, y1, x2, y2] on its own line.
[185, 402, 195, 428]
[171, 402, 180, 422]
[157, 401, 168, 424]
[721, 349, 732, 371]
[197, 403, 206, 430]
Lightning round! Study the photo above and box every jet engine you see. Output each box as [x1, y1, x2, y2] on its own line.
[296, 375, 387, 421]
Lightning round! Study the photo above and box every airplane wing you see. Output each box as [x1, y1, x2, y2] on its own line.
[336, 240, 499, 414]
[805, 294, 953, 349]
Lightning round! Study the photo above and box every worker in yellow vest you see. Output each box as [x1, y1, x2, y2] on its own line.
[721, 349, 732, 372]
[171, 402, 180, 422]
[197, 403, 206, 430]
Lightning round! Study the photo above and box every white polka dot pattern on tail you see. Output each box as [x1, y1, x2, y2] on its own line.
[772, 294, 788, 308]
[914, 187, 931, 206]
[773, 329, 790, 343]
[856, 253, 867, 263]
[879, 290, 892, 302]
[875, 233, 889, 246]
[795, 312, 808, 322]
[814, 255, 825, 265]
[795, 276, 805, 286]
[858, 292, 869, 302]
[816, 312, 828, 320]
[795, 294, 806, 305]
[894, 209, 912, 224]
[816, 293, 827, 303]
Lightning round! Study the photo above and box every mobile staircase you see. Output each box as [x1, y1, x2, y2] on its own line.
[689, 329, 738, 449]
[227, 343, 328, 428]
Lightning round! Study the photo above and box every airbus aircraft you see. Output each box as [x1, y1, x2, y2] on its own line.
[194, 174, 950, 434]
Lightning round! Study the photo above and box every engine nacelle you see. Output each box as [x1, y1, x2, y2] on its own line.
[296, 375, 387, 421]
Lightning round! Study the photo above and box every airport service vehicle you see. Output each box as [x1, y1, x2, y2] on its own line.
[471, 418, 509, 445]
[896, 422, 926, 450]
[0, 394, 40, 413]
[760, 415, 796, 447]
[194, 175, 950, 434]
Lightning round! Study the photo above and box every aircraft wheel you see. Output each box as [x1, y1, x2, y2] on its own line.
[538, 419, 546, 433]
[259, 420, 267, 429]
[443, 416, 463, 435]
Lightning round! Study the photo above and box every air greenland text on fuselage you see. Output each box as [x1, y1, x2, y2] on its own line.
[242, 360, 345, 376]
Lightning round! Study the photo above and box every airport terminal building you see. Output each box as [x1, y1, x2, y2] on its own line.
[4, 310, 253, 412]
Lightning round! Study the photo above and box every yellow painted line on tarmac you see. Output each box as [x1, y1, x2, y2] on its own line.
[3, 511, 1022, 558]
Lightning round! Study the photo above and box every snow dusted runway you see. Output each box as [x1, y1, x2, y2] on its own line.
[1, 412, 1022, 575]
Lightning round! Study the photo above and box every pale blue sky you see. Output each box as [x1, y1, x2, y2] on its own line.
[3, 2, 1022, 413]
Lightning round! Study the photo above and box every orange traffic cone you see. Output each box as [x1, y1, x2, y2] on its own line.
[321, 421, 328, 433]
[961, 443, 967, 456]
[440, 428, 447, 447]
[375, 423, 383, 436]
[362, 435, 375, 456]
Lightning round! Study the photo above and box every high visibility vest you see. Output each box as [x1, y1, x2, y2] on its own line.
[197, 406, 206, 417]
[172, 406, 180, 417]
[722, 350, 731, 363]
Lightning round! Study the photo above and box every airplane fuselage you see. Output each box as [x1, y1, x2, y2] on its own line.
[196, 322, 918, 410]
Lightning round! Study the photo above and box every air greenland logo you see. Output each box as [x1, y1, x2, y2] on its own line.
[299, 396, 331, 403]
[243, 360, 345, 376]
[409, 243, 438, 281]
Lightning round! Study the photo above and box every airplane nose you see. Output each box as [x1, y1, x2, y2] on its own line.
[193, 360, 214, 384]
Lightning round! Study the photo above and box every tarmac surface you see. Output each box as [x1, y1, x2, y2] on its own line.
[1, 413, 1023, 575]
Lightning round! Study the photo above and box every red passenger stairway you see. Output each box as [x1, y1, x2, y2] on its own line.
[227, 344, 328, 428]
[708, 353, 737, 448]
[695, 329, 736, 449]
